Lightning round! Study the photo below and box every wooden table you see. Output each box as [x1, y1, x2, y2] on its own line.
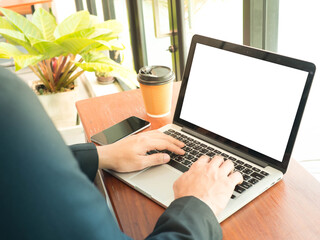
[0, 0, 52, 15]
[76, 82, 320, 240]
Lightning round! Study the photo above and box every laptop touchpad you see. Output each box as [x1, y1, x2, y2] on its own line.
[130, 164, 182, 204]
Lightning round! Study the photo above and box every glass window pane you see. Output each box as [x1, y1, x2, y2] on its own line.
[185, 0, 243, 46]
[114, 0, 135, 70]
[278, 1, 319, 64]
[95, 0, 105, 22]
[142, 0, 173, 68]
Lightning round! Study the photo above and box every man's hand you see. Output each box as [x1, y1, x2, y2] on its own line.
[173, 155, 243, 216]
[96, 130, 185, 172]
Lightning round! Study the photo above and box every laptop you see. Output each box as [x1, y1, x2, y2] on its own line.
[107, 35, 316, 222]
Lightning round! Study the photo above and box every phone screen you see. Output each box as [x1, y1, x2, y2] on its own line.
[90, 116, 151, 145]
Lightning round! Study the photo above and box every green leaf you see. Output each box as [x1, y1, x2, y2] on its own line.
[75, 62, 113, 73]
[56, 38, 96, 55]
[82, 39, 125, 53]
[79, 42, 103, 53]
[105, 39, 125, 50]
[55, 27, 96, 42]
[0, 17, 16, 30]
[13, 54, 44, 71]
[94, 20, 123, 38]
[54, 10, 90, 39]
[25, 34, 43, 46]
[0, 29, 26, 43]
[91, 20, 123, 42]
[96, 39, 125, 50]
[81, 51, 109, 63]
[88, 28, 112, 39]
[32, 8, 57, 41]
[76, 58, 138, 89]
[32, 40, 66, 58]
[99, 58, 138, 88]
[0, 7, 43, 40]
[0, 42, 23, 58]
[88, 15, 99, 27]
[0, 29, 37, 54]
[91, 33, 116, 42]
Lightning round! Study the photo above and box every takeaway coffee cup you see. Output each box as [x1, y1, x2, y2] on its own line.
[138, 66, 175, 118]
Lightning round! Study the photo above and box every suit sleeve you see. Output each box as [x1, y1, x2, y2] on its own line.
[69, 143, 98, 182]
[146, 196, 222, 240]
[0, 66, 220, 240]
[0, 66, 131, 240]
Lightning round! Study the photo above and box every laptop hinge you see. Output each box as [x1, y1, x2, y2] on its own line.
[181, 127, 268, 168]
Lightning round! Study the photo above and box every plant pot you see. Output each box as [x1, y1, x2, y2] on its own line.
[96, 75, 115, 85]
[32, 81, 79, 129]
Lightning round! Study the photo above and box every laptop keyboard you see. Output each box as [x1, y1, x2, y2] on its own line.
[148, 129, 270, 199]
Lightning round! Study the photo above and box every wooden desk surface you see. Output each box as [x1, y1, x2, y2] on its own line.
[76, 82, 320, 240]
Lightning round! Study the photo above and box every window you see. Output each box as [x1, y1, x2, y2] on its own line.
[278, 0, 320, 161]
[185, 0, 243, 46]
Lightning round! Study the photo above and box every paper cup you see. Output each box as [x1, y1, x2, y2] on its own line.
[138, 66, 175, 118]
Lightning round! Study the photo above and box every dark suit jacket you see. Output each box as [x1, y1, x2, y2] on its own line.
[0, 66, 222, 239]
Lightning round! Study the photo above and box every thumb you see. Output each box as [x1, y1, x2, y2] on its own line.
[141, 153, 170, 168]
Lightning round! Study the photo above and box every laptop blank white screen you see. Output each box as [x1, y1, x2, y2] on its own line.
[180, 43, 308, 162]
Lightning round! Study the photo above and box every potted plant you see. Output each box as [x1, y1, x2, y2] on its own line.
[0, 7, 138, 127]
[95, 71, 115, 85]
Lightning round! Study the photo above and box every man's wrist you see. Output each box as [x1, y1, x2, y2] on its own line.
[96, 145, 113, 169]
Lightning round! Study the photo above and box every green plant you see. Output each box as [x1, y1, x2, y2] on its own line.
[0, 8, 138, 93]
[96, 71, 113, 78]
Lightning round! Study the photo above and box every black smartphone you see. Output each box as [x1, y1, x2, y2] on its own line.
[90, 116, 151, 145]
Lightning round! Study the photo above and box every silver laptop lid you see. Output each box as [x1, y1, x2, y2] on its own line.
[173, 35, 316, 173]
